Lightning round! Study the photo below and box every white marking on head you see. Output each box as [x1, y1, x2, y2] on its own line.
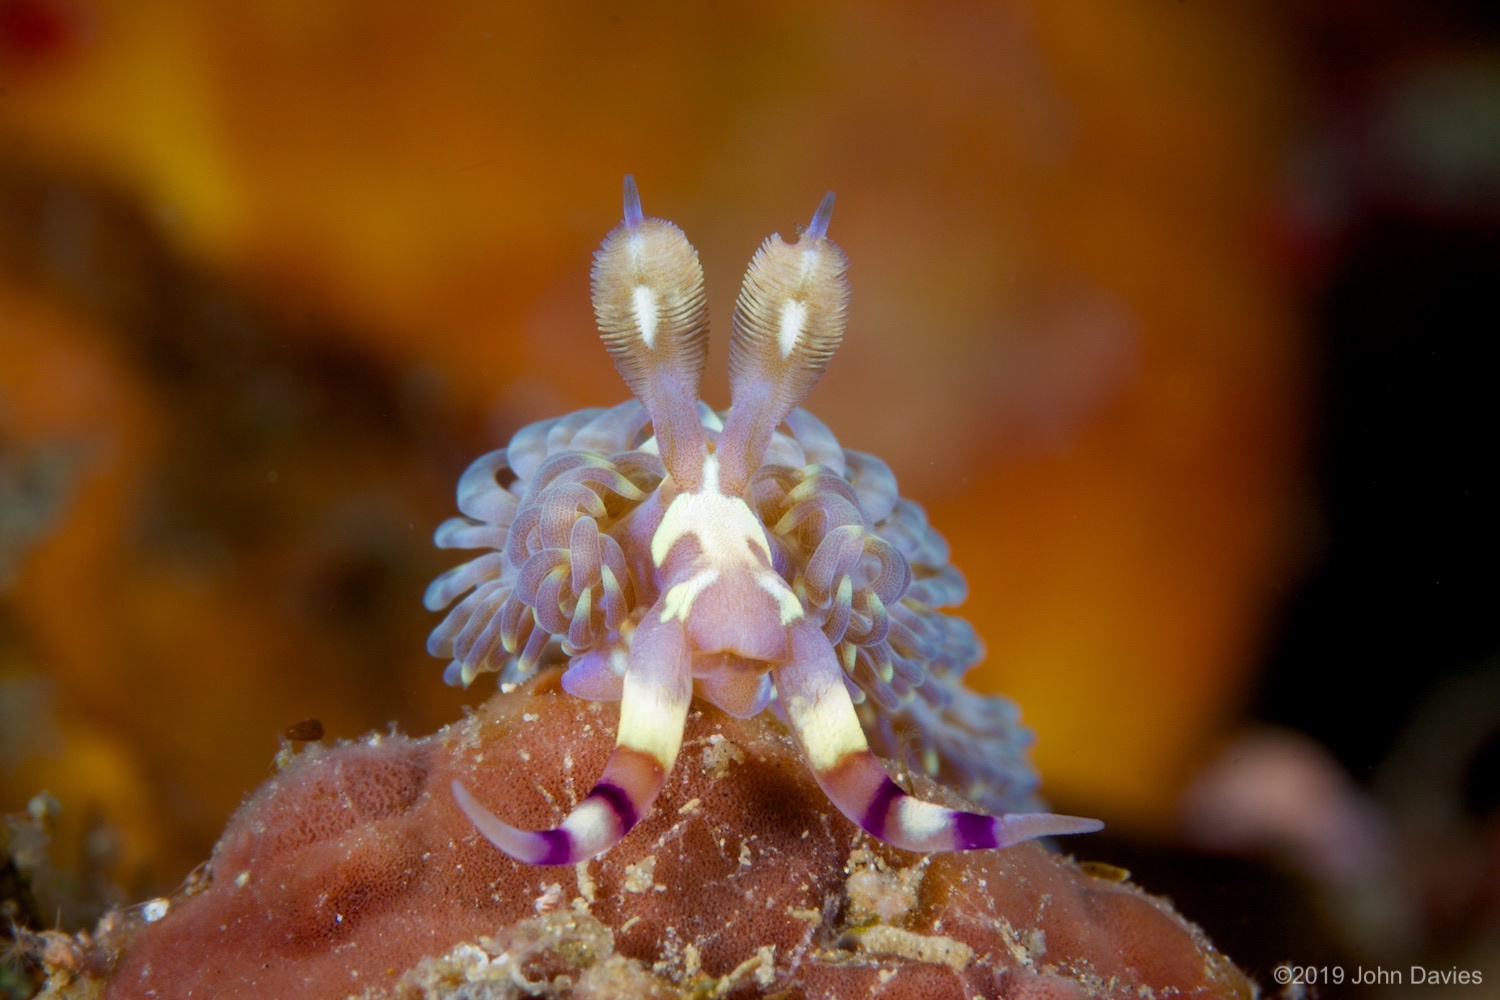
[651, 492, 773, 569]
[633, 285, 659, 348]
[777, 300, 807, 358]
[651, 486, 802, 628]
[660, 568, 719, 622]
[756, 572, 806, 625]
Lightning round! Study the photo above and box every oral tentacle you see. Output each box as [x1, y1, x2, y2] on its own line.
[718, 192, 851, 494]
[773, 621, 1102, 853]
[591, 175, 711, 488]
[453, 606, 692, 865]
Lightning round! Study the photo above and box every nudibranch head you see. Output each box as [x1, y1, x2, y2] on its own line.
[425, 177, 1101, 864]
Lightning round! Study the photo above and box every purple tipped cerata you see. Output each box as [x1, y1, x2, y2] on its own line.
[424, 177, 1102, 865]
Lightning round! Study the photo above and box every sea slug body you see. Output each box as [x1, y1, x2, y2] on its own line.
[425, 177, 1102, 864]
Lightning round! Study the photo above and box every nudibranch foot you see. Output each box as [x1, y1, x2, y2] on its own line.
[427, 177, 1103, 865]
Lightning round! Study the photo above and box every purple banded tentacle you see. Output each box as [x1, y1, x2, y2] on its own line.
[452, 603, 693, 865]
[773, 621, 1102, 853]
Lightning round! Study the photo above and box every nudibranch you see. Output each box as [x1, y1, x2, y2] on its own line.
[425, 177, 1102, 865]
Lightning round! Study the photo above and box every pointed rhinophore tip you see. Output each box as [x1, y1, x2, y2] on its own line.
[806, 191, 836, 241]
[622, 174, 644, 228]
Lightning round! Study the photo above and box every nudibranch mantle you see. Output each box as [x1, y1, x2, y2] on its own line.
[426, 176, 1102, 865]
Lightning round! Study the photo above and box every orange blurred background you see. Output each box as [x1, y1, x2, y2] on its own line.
[0, 0, 1301, 904]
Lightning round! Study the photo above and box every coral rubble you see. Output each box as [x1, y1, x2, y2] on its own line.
[37, 675, 1247, 999]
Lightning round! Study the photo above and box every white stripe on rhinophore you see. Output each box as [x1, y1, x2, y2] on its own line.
[800, 245, 820, 279]
[633, 285, 659, 347]
[777, 300, 807, 358]
[616, 672, 688, 768]
[660, 568, 719, 622]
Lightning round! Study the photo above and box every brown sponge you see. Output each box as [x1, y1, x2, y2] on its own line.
[74, 674, 1248, 999]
